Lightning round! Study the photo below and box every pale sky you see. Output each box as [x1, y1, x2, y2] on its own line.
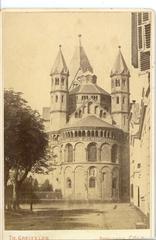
[3, 10, 140, 114]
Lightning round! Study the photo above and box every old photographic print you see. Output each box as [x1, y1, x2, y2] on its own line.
[2, 9, 154, 239]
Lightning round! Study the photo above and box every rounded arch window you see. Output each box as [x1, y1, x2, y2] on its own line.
[111, 144, 118, 163]
[55, 77, 59, 85]
[66, 178, 72, 188]
[55, 95, 58, 102]
[89, 177, 96, 188]
[61, 77, 65, 85]
[82, 131, 85, 137]
[100, 131, 103, 137]
[87, 142, 97, 162]
[87, 131, 90, 137]
[65, 144, 73, 162]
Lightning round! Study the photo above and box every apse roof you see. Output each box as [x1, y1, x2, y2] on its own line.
[64, 115, 117, 129]
[69, 83, 110, 96]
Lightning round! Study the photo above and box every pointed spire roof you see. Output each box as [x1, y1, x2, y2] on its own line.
[69, 35, 93, 88]
[50, 45, 69, 76]
[110, 46, 130, 77]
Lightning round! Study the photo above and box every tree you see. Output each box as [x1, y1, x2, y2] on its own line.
[4, 89, 49, 210]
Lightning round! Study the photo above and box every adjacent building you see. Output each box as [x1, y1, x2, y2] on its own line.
[130, 11, 151, 219]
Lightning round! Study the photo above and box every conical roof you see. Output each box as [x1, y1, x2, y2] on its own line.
[110, 46, 130, 77]
[50, 45, 69, 75]
[69, 35, 93, 87]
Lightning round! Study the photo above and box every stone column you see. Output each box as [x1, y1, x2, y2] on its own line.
[97, 147, 101, 162]
[72, 169, 75, 200]
[84, 169, 88, 200]
[73, 149, 75, 162]
[86, 148, 88, 161]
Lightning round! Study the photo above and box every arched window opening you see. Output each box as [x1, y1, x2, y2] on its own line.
[66, 178, 72, 188]
[122, 78, 126, 86]
[112, 177, 117, 189]
[82, 131, 85, 137]
[75, 131, 77, 137]
[71, 132, 73, 138]
[55, 77, 59, 85]
[89, 177, 96, 188]
[65, 144, 73, 162]
[61, 95, 64, 103]
[79, 110, 82, 118]
[116, 96, 119, 104]
[115, 79, 120, 87]
[78, 131, 81, 137]
[88, 143, 97, 162]
[91, 131, 94, 137]
[61, 77, 65, 85]
[111, 145, 118, 163]
[87, 131, 90, 137]
[103, 112, 106, 118]
[95, 106, 98, 114]
[100, 131, 103, 137]
[101, 143, 110, 162]
[55, 95, 58, 102]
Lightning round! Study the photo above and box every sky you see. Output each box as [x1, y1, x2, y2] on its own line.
[3, 10, 140, 114]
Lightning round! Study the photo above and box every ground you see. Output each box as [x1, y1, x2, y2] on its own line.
[5, 202, 147, 230]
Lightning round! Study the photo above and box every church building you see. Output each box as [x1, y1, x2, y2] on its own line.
[43, 35, 130, 201]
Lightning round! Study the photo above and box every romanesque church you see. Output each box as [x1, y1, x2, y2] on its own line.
[43, 36, 130, 201]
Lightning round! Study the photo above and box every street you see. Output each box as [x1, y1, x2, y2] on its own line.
[5, 202, 147, 230]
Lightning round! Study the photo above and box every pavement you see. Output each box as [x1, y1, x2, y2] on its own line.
[5, 202, 148, 230]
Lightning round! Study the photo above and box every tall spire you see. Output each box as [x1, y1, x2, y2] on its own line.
[110, 46, 130, 77]
[69, 35, 93, 88]
[50, 45, 69, 76]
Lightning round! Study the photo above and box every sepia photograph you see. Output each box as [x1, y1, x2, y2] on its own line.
[2, 9, 154, 238]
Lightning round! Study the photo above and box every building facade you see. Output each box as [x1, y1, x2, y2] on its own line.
[130, 11, 151, 218]
[43, 36, 130, 201]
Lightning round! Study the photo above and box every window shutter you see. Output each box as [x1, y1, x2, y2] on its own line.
[140, 51, 150, 71]
[145, 24, 151, 49]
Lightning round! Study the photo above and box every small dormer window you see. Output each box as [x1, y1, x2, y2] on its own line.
[55, 78, 59, 85]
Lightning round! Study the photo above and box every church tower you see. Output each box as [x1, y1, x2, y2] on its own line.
[110, 46, 130, 132]
[50, 45, 69, 131]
